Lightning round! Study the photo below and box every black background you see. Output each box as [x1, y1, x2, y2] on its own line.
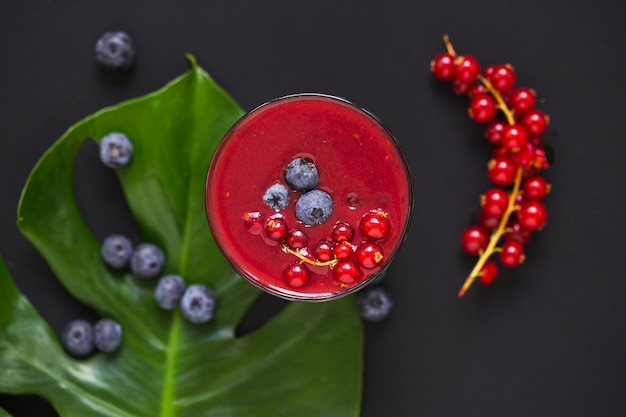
[1, 1, 626, 416]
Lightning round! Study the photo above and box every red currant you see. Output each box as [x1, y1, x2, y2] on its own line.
[507, 87, 536, 115]
[286, 229, 308, 249]
[265, 215, 288, 242]
[333, 241, 354, 261]
[499, 241, 525, 267]
[454, 55, 480, 84]
[492, 146, 509, 159]
[313, 240, 334, 262]
[332, 260, 363, 284]
[530, 136, 544, 148]
[356, 241, 385, 269]
[430, 52, 455, 81]
[510, 142, 536, 168]
[360, 210, 390, 241]
[283, 263, 311, 288]
[486, 64, 516, 93]
[460, 225, 489, 255]
[522, 167, 540, 181]
[478, 260, 499, 286]
[485, 120, 507, 146]
[522, 176, 550, 201]
[514, 143, 549, 171]
[468, 82, 487, 97]
[468, 93, 498, 124]
[452, 79, 471, 95]
[501, 124, 529, 153]
[504, 220, 533, 246]
[243, 211, 263, 235]
[517, 201, 548, 230]
[520, 110, 549, 137]
[531, 146, 550, 170]
[482, 188, 509, 217]
[479, 209, 501, 231]
[487, 156, 517, 186]
[332, 221, 354, 242]
[482, 65, 496, 78]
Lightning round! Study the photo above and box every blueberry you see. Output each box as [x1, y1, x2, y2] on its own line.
[357, 286, 393, 322]
[295, 189, 333, 225]
[62, 319, 95, 357]
[263, 183, 290, 210]
[180, 284, 216, 324]
[95, 31, 135, 70]
[100, 132, 133, 168]
[130, 243, 164, 279]
[94, 318, 123, 353]
[155, 274, 186, 310]
[101, 234, 133, 269]
[284, 158, 319, 191]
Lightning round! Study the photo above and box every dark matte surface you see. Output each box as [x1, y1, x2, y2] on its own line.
[1, 1, 625, 416]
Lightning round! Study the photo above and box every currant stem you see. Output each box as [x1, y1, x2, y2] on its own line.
[282, 244, 338, 267]
[443, 34, 457, 57]
[477, 75, 516, 125]
[459, 166, 524, 297]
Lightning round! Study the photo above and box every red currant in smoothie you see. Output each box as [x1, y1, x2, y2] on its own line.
[206, 94, 412, 301]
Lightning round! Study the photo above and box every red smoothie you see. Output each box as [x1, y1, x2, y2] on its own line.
[206, 94, 412, 301]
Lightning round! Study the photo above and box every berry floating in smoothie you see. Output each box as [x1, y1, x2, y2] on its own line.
[206, 94, 412, 301]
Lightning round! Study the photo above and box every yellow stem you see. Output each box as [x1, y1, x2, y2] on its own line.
[443, 34, 457, 57]
[478, 75, 516, 125]
[282, 244, 338, 267]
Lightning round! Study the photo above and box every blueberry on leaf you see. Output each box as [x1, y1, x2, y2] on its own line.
[284, 158, 319, 191]
[155, 274, 186, 310]
[180, 284, 216, 324]
[130, 243, 164, 279]
[101, 234, 133, 269]
[295, 189, 333, 225]
[95, 31, 135, 70]
[263, 183, 290, 210]
[100, 132, 133, 168]
[357, 286, 393, 322]
[94, 319, 123, 353]
[62, 319, 95, 357]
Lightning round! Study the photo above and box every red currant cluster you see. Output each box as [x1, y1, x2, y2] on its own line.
[244, 209, 390, 289]
[430, 35, 552, 296]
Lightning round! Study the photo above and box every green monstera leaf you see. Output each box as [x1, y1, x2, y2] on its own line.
[0, 57, 363, 416]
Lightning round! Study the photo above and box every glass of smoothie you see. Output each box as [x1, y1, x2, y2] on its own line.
[206, 93, 412, 301]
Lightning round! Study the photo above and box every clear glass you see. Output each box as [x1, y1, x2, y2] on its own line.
[206, 93, 413, 301]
